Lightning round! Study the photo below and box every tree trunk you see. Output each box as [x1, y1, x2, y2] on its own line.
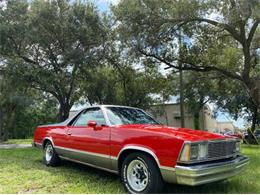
[193, 111, 200, 130]
[164, 105, 169, 126]
[248, 77, 260, 113]
[0, 108, 8, 142]
[251, 106, 259, 132]
[58, 102, 72, 122]
[6, 106, 16, 138]
[0, 130, 8, 142]
[86, 96, 93, 106]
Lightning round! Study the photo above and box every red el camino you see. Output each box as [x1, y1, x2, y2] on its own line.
[33, 105, 249, 193]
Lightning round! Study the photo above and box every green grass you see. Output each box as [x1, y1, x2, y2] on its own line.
[3, 139, 33, 145]
[0, 144, 259, 193]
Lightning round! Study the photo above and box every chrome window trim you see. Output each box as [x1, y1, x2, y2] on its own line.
[100, 105, 112, 126]
[71, 106, 108, 127]
[68, 110, 85, 126]
[61, 105, 160, 127]
[102, 105, 160, 126]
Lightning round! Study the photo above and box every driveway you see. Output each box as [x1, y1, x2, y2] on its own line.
[0, 144, 32, 149]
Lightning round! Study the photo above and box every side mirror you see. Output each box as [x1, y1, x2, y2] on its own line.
[87, 120, 97, 127]
[87, 121, 102, 131]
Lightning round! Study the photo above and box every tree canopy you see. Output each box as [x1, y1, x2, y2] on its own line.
[113, 0, 260, 114]
[0, 0, 259, 139]
[0, 0, 107, 121]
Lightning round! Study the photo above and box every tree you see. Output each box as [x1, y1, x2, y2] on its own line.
[113, 0, 260, 115]
[213, 78, 260, 132]
[0, 62, 58, 140]
[0, 0, 107, 121]
[167, 71, 216, 129]
[82, 21, 172, 108]
[81, 64, 170, 109]
[0, 66, 8, 141]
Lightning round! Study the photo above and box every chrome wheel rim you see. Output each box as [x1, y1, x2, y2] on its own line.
[45, 144, 53, 162]
[126, 159, 149, 192]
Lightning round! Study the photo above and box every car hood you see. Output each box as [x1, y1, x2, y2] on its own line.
[117, 124, 228, 142]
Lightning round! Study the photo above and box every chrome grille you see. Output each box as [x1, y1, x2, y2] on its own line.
[208, 140, 237, 159]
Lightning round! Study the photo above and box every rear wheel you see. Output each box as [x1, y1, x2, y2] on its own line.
[121, 152, 164, 194]
[43, 141, 60, 166]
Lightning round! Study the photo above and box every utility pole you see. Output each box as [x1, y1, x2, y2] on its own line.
[178, 31, 185, 128]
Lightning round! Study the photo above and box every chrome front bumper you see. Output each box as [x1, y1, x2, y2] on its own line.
[161, 155, 249, 185]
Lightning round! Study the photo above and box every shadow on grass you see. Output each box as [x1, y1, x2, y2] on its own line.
[31, 157, 120, 183]
[165, 180, 230, 194]
[34, 158, 238, 194]
[3, 148, 253, 193]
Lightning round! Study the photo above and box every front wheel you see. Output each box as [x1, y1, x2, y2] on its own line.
[121, 152, 164, 194]
[43, 141, 60, 166]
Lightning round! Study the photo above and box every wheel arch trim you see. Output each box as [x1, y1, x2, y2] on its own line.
[42, 137, 55, 148]
[116, 145, 161, 168]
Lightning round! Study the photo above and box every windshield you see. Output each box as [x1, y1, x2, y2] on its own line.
[105, 107, 159, 125]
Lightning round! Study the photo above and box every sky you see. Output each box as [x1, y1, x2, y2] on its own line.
[207, 103, 246, 129]
[94, 0, 119, 12]
[217, 113, 246, 129]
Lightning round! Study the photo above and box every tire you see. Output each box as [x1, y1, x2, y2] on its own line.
[43, 141, 60, 166]
[121, 152, 164, 194]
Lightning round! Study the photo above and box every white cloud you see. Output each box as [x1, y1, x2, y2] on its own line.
[95, 0, 120, 6]
[0, 0, 7, 9]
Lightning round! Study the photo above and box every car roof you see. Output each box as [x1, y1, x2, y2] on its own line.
[77, 105, 142, 111]
[39, 105, 146, 128]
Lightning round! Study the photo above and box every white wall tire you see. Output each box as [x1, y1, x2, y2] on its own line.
[121, 152, 164, 193]
[43, 142, 60, 166]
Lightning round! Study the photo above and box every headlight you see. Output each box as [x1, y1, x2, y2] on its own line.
[179, 142, 208, 163]
[198, 143, 208, 159]
[190, 145, 199, 160]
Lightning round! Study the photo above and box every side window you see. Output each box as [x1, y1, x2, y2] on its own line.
[73, 108, 106, 126]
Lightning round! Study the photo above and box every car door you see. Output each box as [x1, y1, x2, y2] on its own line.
[65, 107, 112, 169]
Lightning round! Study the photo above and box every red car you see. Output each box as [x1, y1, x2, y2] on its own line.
[33, 105, 249, 193]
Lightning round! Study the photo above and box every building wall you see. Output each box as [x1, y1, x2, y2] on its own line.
[149, 104, 219, 133]
[202, 105, 218, 132]
[216, 122, 236, 133]
[149, 104, 196, 129]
